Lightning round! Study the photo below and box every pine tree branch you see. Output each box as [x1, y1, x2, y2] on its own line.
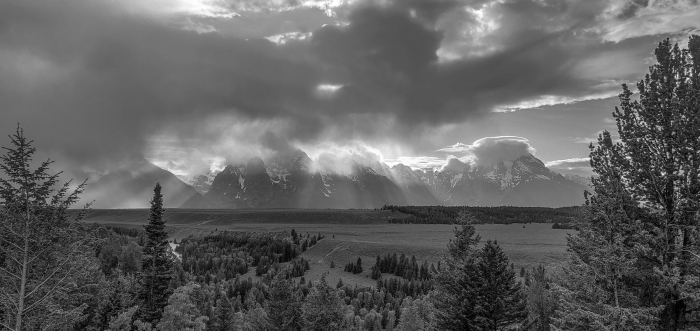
[26, 244, 59, 265]
[0, 266, 21, 281]
[0, 287, 19, 312]
[0, 217, 24, 239]
[677, 248, 700, 260]
[22, 264, 79, 315]
[0, 321, 14, 331]
[0, 245, 24, 266]
[1, 271, 22, 294]
[32, 208, 53, 227]
[0, 222, 27, 254]
[23, 243, 83, 301]
[0, 238, 26, 254]
[0, 302, 17, 318]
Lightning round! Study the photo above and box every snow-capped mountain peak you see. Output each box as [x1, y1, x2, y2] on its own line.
[193, 150, 587, 208]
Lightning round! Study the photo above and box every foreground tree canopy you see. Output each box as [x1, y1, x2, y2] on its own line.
[554, 36, 700, 330]
[0, 127, 99, 331]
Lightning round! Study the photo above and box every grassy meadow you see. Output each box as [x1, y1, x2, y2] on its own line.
[82, 209, 573, 286]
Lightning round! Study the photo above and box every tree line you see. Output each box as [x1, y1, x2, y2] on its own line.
[382, 205, 583, 224]
[174, 230, 320, 283]
[370, 253, 434, 282]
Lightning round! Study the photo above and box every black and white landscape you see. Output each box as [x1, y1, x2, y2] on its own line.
[2, 1, 700, 330]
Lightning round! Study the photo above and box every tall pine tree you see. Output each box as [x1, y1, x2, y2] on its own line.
[300, 276, 346, 331]
[434, 225, 526, 330]
[266, 274, 303, 331]
[216, 295, 236, 331]
[524, 265, 556, 331]
[396, 297, 437, 331]
[155, 283, 208, 331]
[615, 36, 700, 330]
[553, 35, 700, 330]
[0, 126, 100, 331]
[433, 224, 482, 330]
[552, 131, 658, 330]
[138, 183, 173, 325]
[474, 240, 526, 330]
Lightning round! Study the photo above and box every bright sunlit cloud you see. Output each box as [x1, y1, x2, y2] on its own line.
[314, 84, 344, 99]
[594, 0, 700, 43]
[437, 137, 536, 166]
[493, 91, 621, 112]
[265, 31, 313, 45]
[383, 156, 447, 171]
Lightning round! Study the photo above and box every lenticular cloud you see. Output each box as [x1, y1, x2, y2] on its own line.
[438, 136, 536, 166]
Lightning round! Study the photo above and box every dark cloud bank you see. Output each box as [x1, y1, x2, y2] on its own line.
[0, 0, 683, 177]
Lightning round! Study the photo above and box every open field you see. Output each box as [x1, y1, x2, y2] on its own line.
[82, 208, 573, 286]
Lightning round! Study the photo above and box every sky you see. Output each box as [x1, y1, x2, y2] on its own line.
[1, 0, 699, 179]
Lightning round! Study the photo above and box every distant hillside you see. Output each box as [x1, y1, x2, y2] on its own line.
[81, 156, 204, 208]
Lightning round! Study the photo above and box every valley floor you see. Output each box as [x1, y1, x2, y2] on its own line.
[82, 208, 572, 286]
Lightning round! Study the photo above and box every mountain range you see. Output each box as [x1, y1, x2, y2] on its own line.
[80, 149, 589, 208]
[80, 156, 204, 208]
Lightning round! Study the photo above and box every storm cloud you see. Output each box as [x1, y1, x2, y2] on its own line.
[0, 0, 697, 178]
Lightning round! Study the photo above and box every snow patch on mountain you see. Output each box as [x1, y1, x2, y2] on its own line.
[198, 150, 586, 208]
[187, 171, 218, 195]
[451, 174, 463, 187]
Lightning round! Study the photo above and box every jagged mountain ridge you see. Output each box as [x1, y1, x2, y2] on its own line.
[412, 154, 588, 207]
[199, 149, 587, 208]
[204, 150, 410, 208]
[80, 150, 587, 208]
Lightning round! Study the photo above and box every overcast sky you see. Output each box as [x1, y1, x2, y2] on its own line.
[2, 0, 699, 178]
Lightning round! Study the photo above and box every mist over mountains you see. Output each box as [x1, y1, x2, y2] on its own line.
[80, 155, 204, 209]
[81, 148, 588, 209]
